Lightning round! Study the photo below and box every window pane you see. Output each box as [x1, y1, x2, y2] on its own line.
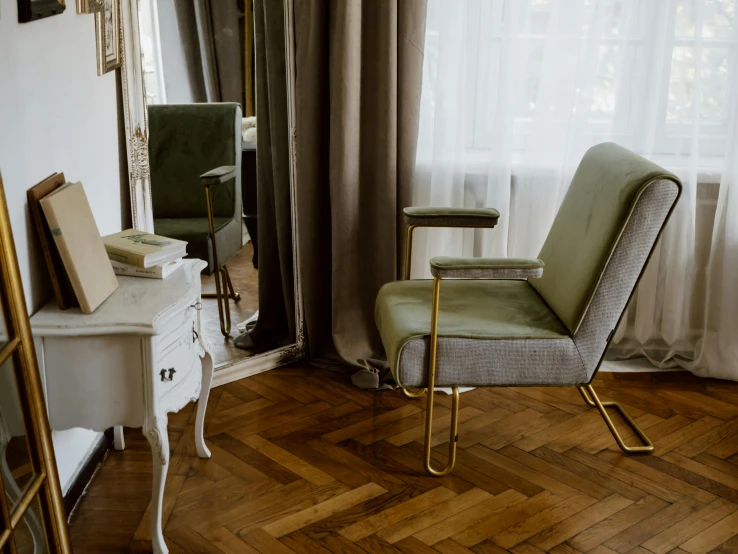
[703, 0, 736, 38]
[668, 46, 731, 123]
[668, 46, 695, 121]
[701, 47, 731, 123]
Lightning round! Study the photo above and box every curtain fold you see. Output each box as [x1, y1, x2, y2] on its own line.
[242, 0, 295, 350]
[153, 0, 242, 104]
[294, 0, 427, 383]
[414, 0, 738, 381]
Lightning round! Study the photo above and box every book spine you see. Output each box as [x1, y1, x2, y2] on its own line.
[42, 210, 91, 312]
[105, 247, 147, 267]
[111, 261, 164, 279]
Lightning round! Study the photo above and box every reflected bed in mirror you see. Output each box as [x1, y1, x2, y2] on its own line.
[130, 0, 302, 378]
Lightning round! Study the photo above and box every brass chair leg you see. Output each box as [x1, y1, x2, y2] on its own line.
[578, 385, 654, 454]
[222, 265, 241, 302]
[404, 224, 417, 280]
[402, 387, 426, 398]
[203, 183, 236, 337]
[422, 277, 459, 477]
[202, 265, 240, 301]
[207, 266, 231, 337]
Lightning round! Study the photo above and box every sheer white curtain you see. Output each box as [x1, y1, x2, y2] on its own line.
[413, 0, 738, 380]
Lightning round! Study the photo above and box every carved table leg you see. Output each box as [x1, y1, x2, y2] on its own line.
[113, 426, 125, 450]
[143, 415, 169, 554]
[195, 339, 213, 458]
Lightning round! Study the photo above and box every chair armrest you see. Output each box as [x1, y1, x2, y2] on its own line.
[430, 257, 544, 279]
[403, 207, 500, 228]
[200, 165, 237, 186]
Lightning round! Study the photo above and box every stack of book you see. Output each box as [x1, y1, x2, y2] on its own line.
[103, 229, 187, 280]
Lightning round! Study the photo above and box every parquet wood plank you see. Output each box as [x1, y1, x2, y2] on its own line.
[467, 445, 578, 498]
[679, 510, 738, 554]
[240, 529, 296, 554]
[639, 498, 738, 554]
[531, 447, 646, 501]
[65, 367, 738, 554]
[339, 486, 457, 541]
[388, 406, 489, 447]
[492, 492, 597, 549]
[452, 490, 562, 547]
[601, 497, 703, 553]
[566, 495, 668, 552]
[263, 482, 387, 537]
[243, 434, 336, 485]
[418, 488, 528, 546]
[528, 494, 634, 551]
[376, 487, 491, 544]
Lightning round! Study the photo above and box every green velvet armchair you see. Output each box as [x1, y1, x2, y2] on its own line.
[376, 143, 682, 476]
[149, 103, 243, 336]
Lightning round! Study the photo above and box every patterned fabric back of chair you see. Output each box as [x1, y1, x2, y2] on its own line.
[530, 143, 681, 377]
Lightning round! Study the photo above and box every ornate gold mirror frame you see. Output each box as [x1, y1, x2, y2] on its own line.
[117, 0, 305, 385]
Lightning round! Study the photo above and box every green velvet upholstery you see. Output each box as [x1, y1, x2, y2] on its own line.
[430, 257, 544, 280]
[404, 207, 500, 228]
[376, 280, 570, 382]
[148, 103, 242, 274]
[529, 142, 680, 333]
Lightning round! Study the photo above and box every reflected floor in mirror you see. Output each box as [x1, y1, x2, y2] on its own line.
[200, 241, 259, 367]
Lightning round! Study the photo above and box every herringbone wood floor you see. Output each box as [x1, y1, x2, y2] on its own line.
[69, 366, 738, 554]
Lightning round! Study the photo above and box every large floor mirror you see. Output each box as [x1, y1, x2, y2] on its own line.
[120, 0, 302, 384]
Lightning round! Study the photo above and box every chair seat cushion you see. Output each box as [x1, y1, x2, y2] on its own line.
[154, 217, 236, 274]
[375, 280, 588, 388]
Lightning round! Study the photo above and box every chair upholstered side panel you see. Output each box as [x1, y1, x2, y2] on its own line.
[398, 335, 586, 388]
[573, 178, 679, 379]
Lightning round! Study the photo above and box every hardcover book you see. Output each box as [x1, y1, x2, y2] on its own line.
[27, 172, 78, 309]
[110, 258, 184, 279]
[102, 229, 187, 268]
[40, 182, 119, 314]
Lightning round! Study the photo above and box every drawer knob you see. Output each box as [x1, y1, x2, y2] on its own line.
[160, 368, 176, 382]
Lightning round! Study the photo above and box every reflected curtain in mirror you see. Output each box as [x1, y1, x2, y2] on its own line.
[237, 0, 295, 351]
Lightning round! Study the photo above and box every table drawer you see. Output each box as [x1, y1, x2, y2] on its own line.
[156, 328, 198, 399]
[157, 301, 200, 355]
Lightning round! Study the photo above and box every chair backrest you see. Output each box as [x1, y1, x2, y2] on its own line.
[149, 103, 241, 219]
[529, 143, 681, 377]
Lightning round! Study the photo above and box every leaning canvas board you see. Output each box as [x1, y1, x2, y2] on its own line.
[40, 181, 119, 313]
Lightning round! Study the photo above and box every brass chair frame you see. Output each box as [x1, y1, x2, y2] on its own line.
[401, 222, 654, 477]
[202, 167, 242, 337]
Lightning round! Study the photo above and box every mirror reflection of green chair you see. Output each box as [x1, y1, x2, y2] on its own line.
[376, 143, 682, 477]
[149, 103, 243, 336]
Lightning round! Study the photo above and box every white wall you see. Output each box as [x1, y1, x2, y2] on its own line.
[0, 1, 122, 492]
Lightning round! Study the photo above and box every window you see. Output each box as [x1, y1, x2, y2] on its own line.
[420, 0, 738, 166]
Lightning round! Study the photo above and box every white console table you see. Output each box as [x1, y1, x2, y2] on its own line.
[30, 259, 213, 554]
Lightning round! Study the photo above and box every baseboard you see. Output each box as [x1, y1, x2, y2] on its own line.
[63, 429, 112, 517]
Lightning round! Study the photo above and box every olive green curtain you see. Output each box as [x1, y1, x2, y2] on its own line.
[294, 0, 427, 384]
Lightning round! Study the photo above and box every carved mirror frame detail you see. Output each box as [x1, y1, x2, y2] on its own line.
[117, 0, 305, 384]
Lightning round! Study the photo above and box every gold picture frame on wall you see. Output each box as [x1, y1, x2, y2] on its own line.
[76, 0, 122, 75]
